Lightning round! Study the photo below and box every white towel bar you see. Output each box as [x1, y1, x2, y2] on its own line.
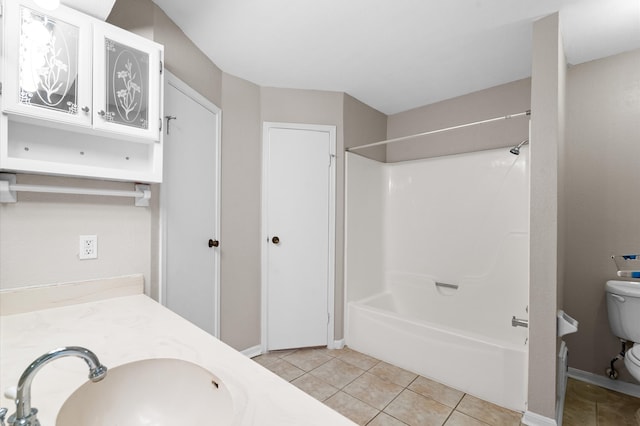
[0, 173, 151, 206]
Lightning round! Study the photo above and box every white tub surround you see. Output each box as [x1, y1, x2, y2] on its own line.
[348, 284, 528, 412]
[345, 148, 530, 412]
[0, 284, 356, 425]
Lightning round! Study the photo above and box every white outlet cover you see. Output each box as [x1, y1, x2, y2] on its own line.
[79, 235, 98, 260]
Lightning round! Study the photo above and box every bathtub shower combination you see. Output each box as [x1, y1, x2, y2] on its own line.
[345, 148, 529, 411]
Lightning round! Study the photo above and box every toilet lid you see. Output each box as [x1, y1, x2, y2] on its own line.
[627, 346, 640, 367]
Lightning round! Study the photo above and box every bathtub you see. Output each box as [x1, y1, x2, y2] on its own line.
[346, 279, 528, 412]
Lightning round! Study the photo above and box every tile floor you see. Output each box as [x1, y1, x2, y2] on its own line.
[562, 377, 640, 426]
[252, 346, 523, 425]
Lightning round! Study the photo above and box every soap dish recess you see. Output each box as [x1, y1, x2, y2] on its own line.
[557, 310, 578, 337]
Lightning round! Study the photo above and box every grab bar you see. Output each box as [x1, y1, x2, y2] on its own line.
[435, 282, 459, 290]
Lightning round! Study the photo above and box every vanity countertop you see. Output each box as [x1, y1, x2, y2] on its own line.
[0, 292, 356, 425]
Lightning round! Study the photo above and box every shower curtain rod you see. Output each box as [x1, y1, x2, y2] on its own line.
[346, 110, 531, 152]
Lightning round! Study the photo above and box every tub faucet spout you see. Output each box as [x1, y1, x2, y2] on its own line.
[511, 316, 529, 328]
[6, 346, 107, 426]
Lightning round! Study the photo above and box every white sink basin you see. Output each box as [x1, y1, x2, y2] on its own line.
[56, 358, 235, 426]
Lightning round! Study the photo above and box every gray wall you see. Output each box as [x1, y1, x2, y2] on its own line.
[386, 79, 531, 162]
[108, 0, 223, 106]
[527, 13, 565, 419]
[563, 48, 640, 383]
[219, 73, 262, 350]
[344, 94, 387, 163]
[0, 175, 151, 291]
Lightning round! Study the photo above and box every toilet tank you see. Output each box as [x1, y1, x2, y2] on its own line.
[606, 280, 640, 342]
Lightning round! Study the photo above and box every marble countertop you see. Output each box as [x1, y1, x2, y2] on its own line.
[0, 292, 356, 425]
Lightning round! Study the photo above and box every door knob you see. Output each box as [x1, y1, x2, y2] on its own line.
[208, 239, 219, 248]
[271, 236, 280, 244]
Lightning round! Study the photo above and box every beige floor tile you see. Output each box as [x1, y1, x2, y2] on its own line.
[263, 358, 305, 382]
[335, 347, 381, 370]
[291, 373, 339, 402]
[562, 392, 596, 426]
[384, 389, 452, 426]
[456, 394, 521, 426]
[269, 348, 298, 357]
[367, 412, 408, 426]
[369, 362, 418, 387]
[343, 372, 404, 410]
[445, 411, 489, 426]
[565, 377, 610, 402]
[324, 391, 379, 425]
[282, 348, 333, 371]
[597, 397, 640, 426]
[310, 346, 336, 357]
[251, 352, 280, 366]
[562, 377, 640, 426]
[408, 376, 464, 408]
[310, 358, 366, 388]
[327, 347, 351, 356]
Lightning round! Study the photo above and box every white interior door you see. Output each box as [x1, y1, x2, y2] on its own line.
[162, 72, 221, 337]
[262, 123, 336, 351]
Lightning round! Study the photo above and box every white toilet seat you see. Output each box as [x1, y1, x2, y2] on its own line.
[627, 346, 640, 365]
[625, 346, 640, 381]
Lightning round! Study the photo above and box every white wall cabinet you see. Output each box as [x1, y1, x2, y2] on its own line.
[0, 0, 164, 183]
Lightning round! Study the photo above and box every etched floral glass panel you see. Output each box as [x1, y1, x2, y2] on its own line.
[18, 7, 79, 114]
[104, 38, 149, 130]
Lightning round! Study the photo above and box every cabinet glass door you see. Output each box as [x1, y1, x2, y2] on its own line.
[2, 1, 91, 125]
[104, 38, 149, 130]
[18, 7, 79, 113]
[93, 25, 161, 141]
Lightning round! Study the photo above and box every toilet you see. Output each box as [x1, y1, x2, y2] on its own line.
[605, 280, 640, 381]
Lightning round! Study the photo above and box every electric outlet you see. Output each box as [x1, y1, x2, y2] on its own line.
[79, 235, 98, 260]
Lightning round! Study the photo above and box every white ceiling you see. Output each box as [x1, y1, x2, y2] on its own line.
[151, 0, 640, 115]
[61, 0, 115, 20]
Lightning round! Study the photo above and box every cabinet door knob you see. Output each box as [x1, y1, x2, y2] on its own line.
[97, 110, 106, 117]
[208, 239, 219, 248]
[81, 106, 90, 113]
[271, 236, 280, 244]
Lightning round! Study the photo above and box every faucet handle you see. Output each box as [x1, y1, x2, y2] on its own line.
[3, 387, 16, 401]
[0, 407, 7, 426]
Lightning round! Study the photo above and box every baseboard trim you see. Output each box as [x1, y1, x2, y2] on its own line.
[244, 340, 344, 355]
[556, 341, 568, 426]
[240, 345, 262, 358]
[522, 411, 557, 426]
[568, 367, 640, 398]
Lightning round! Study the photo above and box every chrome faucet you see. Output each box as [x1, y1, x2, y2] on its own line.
[2, 346, 107, 426]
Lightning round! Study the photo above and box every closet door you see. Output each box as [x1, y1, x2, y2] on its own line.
[262, 122, 336, 350]
[162, 72, 220, 337]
